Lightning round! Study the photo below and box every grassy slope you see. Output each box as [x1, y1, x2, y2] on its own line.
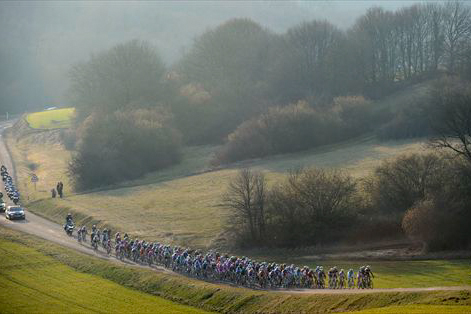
[0, 235, 210, 313]
[28, 136, 428, 248]
[6, 130, 72, 202]
[1, 226, 470, 314]
[25, 107, 75, 129]
[8, 81, 432, 248]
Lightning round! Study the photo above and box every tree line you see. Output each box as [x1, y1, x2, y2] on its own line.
[67, 1, 471, 189]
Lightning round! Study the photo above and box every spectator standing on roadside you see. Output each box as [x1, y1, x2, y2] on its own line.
[51, 188, 56, 198]
[57, 181, 64, 198]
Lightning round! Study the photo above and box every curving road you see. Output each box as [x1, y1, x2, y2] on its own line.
[0, 120, 469, 295]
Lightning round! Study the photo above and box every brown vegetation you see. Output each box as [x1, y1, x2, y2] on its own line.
[224, 150, 471, 251]
[214, 102, 344, 164]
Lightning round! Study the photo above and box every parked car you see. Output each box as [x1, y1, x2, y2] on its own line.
[0, 201, 5, 213]
[5, 206, 25, 220]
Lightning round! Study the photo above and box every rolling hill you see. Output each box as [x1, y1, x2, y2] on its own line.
[7, 80, 434, 249]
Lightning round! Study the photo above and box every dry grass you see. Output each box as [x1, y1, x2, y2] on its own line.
[247, 135, 429, 178]
[6, 131, 72, 202]
[26, 136, 429, 249]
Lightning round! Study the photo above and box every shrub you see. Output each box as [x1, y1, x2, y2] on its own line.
[365, 153, 446, 215]
[214, 102, 343, 164]
[60, 128, 77, 150]
[402, 157, 471, 251]
[69, 109, 182, 190]
[333, 96, 375, 135]
[402, 199, 441, 249]
[377, 96, 433, 140]
[402, 197, 471, 251]
[266, 168, 358, 247]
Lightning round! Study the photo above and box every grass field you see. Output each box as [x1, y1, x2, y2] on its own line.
[25, 107, 75, 129]
[0, 236, 210, 313]
[1, 226, 470, 314]
[276, 258, 471, 289]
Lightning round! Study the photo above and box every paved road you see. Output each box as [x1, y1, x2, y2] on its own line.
[0, 120, 469, 294]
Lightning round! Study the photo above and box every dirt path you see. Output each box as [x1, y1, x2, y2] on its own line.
[0, 120, 469, 295]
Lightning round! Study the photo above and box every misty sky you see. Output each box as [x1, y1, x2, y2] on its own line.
[0, 1, 429, 112]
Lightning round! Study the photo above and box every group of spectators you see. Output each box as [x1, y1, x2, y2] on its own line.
[51, 181, 64, 198]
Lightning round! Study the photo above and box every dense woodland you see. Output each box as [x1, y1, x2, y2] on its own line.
[63, 2, 471, 250]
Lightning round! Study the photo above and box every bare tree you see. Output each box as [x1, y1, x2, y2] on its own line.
[442, 1, 471, 72]
[430, 78, 471, 163]
[283, 20, 342, 97]
[266, 167, 357, 246]
[222, 168, 267, 242]
[424, 3, 444, 71]
[289, 168, 356, 221]
[351, 7, 398, 84]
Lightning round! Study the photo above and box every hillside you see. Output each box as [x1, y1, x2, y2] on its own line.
[6, 80, 435, 249]
[13, 134, 429, 249]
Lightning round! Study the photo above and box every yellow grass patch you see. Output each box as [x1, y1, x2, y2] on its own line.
[25, 107, 75, 129]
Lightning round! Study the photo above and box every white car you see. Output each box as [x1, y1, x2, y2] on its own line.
[5, 206, 25, 220]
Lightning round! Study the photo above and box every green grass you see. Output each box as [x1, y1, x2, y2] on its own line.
[341, 305, 471, 314]
[273, 258, 471, 289]
[0, 235, 210, 313]
[25, 107, 75, 129]
[1, 226, 470, 314]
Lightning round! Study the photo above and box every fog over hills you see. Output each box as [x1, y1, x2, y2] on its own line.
[0, 1, 425, 112]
